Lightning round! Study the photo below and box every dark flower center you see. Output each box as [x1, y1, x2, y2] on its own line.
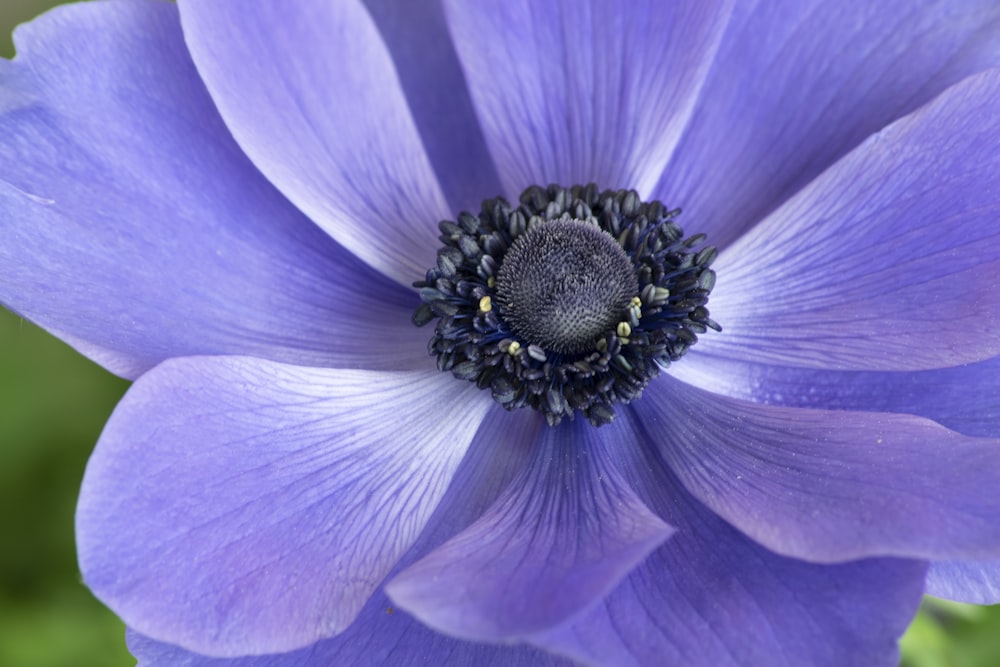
[413, 184, 720, 426]
[495, 220, 638, 355]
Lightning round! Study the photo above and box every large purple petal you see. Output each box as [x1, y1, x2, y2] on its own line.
[361, 0, 501, 212]
[704, 68, 1000, 371]
[77, 356, 492, 656]
[177, 0, 449, 286]
[671, 353, 1000, 438]
[530, 430, 926, 667]
[926, 560, 1000, 604]
[444, 0, 733, 196]
[644, 375, 1000, 563]
[127, 594, 572, 667]
[386, 418, 673, 642]
[0, 1, 422, 379]
[657, 0, 1000, 250]
[127, 405, 574, 666]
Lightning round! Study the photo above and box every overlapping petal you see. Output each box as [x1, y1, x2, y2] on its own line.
[177, 0, 450, 286]
[444, 0, 733, 196]
[671, 353, 1000, 438]
[658, 0, 1000, 250]
[77, 356, 491, 656]
[386, 418, 673, 642]
[926, 560, 1000, 605]
[125, 406, 574, 666]
[127, 608, 573, 667]
[529, 431, 926, 667]
[7, 2, 1000, 666]
[0, 1, 422, 379]
[704, 68, 1000, 371]
[643, 375, 1000, 563]
[361, 0, 501, 212]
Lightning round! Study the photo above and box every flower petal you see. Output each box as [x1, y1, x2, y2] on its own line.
[177, 0, 450, 286]
[645, 375, 1000, 563]
[926, 560, 1000, 604]
[444, 0, 733, 196]
[530, 440, 926, 667]
[672, 353, 1000, 438]
[127, 407, 574, 666]
[77, 356, 491, 656]
[705, 68, 1000, 371]
[126, 594, 573, 667]
[361, 0, 501, 212]
[657, 0, 1000, 250]
[386, 418, 673, 642]
[0, 1, 421, 379]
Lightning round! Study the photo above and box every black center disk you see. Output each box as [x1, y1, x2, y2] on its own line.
[495, 221, 638, 355]
[413, 184, 720, 427]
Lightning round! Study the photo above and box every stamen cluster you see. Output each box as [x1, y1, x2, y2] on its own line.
[414, 184, 720, 426]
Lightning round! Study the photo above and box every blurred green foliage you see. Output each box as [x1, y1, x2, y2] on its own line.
[0, 308, 132, 667]
[902, 600, 1000, 667]
[1, 1, 999, 667]
[0, 1, 71, 57]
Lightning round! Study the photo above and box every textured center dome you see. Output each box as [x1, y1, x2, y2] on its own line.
[494, 220, 638, 354]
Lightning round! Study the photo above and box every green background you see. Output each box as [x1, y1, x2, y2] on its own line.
[1, 2, 998, 666]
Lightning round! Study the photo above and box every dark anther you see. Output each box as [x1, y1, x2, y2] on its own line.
[413, 184, 720, 427]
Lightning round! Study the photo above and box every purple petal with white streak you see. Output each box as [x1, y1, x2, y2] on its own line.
[0, 1, 421, 378]
[445, 0, 732, 196]
[926, 560, 1000, 604]
[529, 419, 926, 667]
[361, 0, 501, 212]
[671, 353, 1000, 438]
[177, 0, 449, 286]
[77, 357, 491, 656]
[645, 375, 1000, 563]
[658, 0, 1000, 250]
[387, 417, 673, 641]
[705, 69, 1000, 371]
[127, 407, 575, 666]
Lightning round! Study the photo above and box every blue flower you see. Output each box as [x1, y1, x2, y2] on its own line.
[2, 1, 1000, 665]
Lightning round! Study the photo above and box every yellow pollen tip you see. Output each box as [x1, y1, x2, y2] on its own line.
[629, 295, 643, 320]
[479, 295, 492, 312]
[507, 341, 521, 355]
[617, 321, 632, 338]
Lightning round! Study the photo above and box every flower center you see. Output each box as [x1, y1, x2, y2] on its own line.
[413, 184, 720, 426]
[495, 220, 638, 355]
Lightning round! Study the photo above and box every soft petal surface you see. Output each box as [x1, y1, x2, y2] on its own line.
[0, 1, 424, 379]
[658, 0, 1000, 250]
[705, 68, 1000, 371]
[671, 353, 1000, 438]
[645, 375, 1000, 563]
[177, 0, 450, 286]
[926, 560, 1000, 604]
[445, 0, 733, 196]
[530, 423, 926, 667]
[386, 419, 673, 642]
[77, 357, 491, 656]
[361, 0, 500, 212]
[127, 604, 573, 667]
[128, 407, 573, 666]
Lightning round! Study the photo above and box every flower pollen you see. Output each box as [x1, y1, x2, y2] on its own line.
[414, 184, 721, 426]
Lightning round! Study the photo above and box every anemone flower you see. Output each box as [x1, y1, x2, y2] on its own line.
[2, 1, 1000, 665]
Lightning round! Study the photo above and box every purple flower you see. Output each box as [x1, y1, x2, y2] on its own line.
[3, 0, 1000, 665]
